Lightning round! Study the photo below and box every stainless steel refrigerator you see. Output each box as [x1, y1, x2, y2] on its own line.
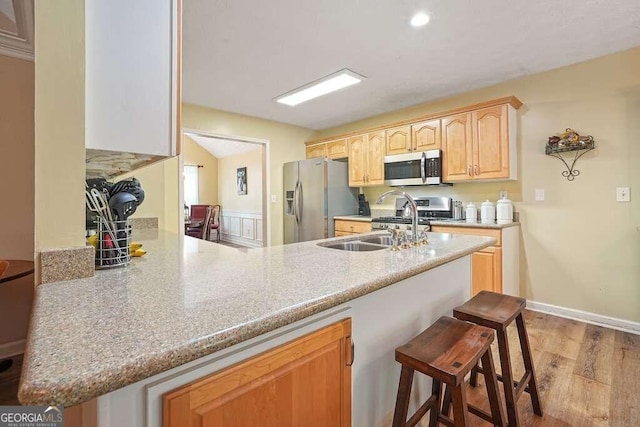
[284, 158, 358, 244]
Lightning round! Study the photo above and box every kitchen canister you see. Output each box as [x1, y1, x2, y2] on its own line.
[496, 197, 514, 224]
[481, 200, 496, 224]
[465, 202, 477, 223]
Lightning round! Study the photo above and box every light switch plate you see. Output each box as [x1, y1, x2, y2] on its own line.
[616, 187, 630, 202]
[271, 194, 277, 203]
[535, 189, 545, 202]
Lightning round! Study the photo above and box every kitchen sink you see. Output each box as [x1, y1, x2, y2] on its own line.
[319, 241, 388, 252]
[359, 235, 394, 246]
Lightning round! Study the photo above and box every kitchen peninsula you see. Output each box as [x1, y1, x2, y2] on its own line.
[19, 229, 495, 426]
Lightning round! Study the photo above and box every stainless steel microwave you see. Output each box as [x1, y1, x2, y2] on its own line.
[383, 149, 446, 186]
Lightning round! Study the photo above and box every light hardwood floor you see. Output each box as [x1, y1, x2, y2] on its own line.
[1, 311, 638, 426]
[463, 310, 640, 426]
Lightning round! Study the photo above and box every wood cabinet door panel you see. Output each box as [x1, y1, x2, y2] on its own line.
[471, 246, 502, 296]
[472, 105, 509, 179]
[366, 131, 385, 185]
[326, 139, 348, 159]
[411, 119, 441, 151]
[306, 144, 327, 159]
[385, 125, 411, 155]
[334, 220, 371, 234]
[442, 113, 473, 182]
[164, 319, 352, 427]
[347, 136, 366, 186]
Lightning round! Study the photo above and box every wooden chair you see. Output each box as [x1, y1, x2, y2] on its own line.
[453, 291, 543, 426]
[210, 205, 221, 243]
[0, 260, 9, 280]
[392, 316, 505, 427]
[186, 204, 211, 238]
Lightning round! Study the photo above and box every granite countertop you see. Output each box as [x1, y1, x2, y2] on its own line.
[333, 215, 372, 222]
[19, 229, 495, 407]
[429, 220, 520, 229]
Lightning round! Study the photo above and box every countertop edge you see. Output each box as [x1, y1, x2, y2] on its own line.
[333, 215, 372, 222]
[18, 236, 495, 407]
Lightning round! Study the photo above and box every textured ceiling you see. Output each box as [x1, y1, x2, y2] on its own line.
[187, 134, 261, 159]
[183, 0, 640, 130]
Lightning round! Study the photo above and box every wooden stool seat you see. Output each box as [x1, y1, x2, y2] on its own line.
[393, 316, 506, 427]
[453, 291, 543, 426]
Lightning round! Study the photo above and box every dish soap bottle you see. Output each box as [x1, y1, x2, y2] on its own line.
[496, 196, 513, 224]
[481, 200, 496, 224]
[465, 202, 477, 223]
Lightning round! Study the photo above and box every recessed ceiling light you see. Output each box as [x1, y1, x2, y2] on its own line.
[275, 69, 366, 107]
[410, 12, 430, 27]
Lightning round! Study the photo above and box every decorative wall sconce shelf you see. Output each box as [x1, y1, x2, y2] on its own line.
[545, 128, 595, 181]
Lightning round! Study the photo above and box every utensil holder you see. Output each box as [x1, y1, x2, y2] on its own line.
[95, 217, 131, 269]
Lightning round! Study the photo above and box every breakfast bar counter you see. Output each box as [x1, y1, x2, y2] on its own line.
[19, 229, 495, 425]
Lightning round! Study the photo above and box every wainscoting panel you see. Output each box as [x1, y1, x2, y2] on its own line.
[221, 210, 263, 247]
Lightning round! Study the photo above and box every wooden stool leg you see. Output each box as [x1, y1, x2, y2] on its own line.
[496, 328, 520, 427]
[516, 313, 543, 416]
[451, 383, 470, 426]
[441, 384, 452, 417]
[429, 379, 442, 427]
[393, 366, 414, 427]
[481, 350, 506, 426]
[469, 363, 479, 387]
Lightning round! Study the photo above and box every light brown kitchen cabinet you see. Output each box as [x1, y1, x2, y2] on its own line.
[348, 131, 385, 187]
[472, 246, 502, 294]
[163, 319, 353, 427]
[430, 226, 503, 296]
[443, 104, 516, 182]
[306, 143, 327, 159]
[411, 119, 441, 152]
[326, 139, 348, 159]
[471, 105, 510, 179]
[442, 113, 473, 182]
[334, 219, 372, 236]
[304, 97, 520, 183]
[305, 140, 348, 160]
[385, 125, 412, 155]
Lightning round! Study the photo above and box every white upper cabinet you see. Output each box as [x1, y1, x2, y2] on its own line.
[85, 0, 180, 157]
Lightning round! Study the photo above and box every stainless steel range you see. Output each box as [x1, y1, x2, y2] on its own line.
[371, 197, 453, 231]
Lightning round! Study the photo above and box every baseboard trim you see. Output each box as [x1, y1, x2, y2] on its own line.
[527, 300, 640, 335]
[220, 235, 263, 248]
[0, 339, 25, 359]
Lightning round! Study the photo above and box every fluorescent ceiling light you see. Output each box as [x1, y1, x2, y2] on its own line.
[275, 69, 365, 106]
[411, 12, 430, 27]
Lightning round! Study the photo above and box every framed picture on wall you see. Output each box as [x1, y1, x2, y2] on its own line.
[237, 167, 247, 195]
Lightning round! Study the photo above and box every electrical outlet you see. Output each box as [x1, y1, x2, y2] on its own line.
[271, 194, 277, 203]
[499, 191, 508, 199]
[616, 187, 630, 202]
[535, 189, 545, 202]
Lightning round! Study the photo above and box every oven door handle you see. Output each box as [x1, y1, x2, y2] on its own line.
[420, 151, 427, 184]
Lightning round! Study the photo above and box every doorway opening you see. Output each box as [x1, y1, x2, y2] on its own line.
[181, 129, 270, 248]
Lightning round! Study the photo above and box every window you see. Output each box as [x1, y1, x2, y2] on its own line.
[184, 165, 199, 207]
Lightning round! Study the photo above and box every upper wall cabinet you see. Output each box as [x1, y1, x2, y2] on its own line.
[386, 120, 442, 155]
[411, 119, 441, 152]
[385, 125, 412, 155]
[85, 0, 181, 157]
[348, 131, 384, 187]
[305, 139, 347, 160]
[305, 97, 521, 184]
[443, 105, 517, 182]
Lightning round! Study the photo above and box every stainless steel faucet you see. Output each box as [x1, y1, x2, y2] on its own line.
[376, 190, 418, 244]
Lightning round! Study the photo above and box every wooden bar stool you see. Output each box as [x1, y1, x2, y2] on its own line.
[453, 291, 543, 426]
[392, 316, 506, 427]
